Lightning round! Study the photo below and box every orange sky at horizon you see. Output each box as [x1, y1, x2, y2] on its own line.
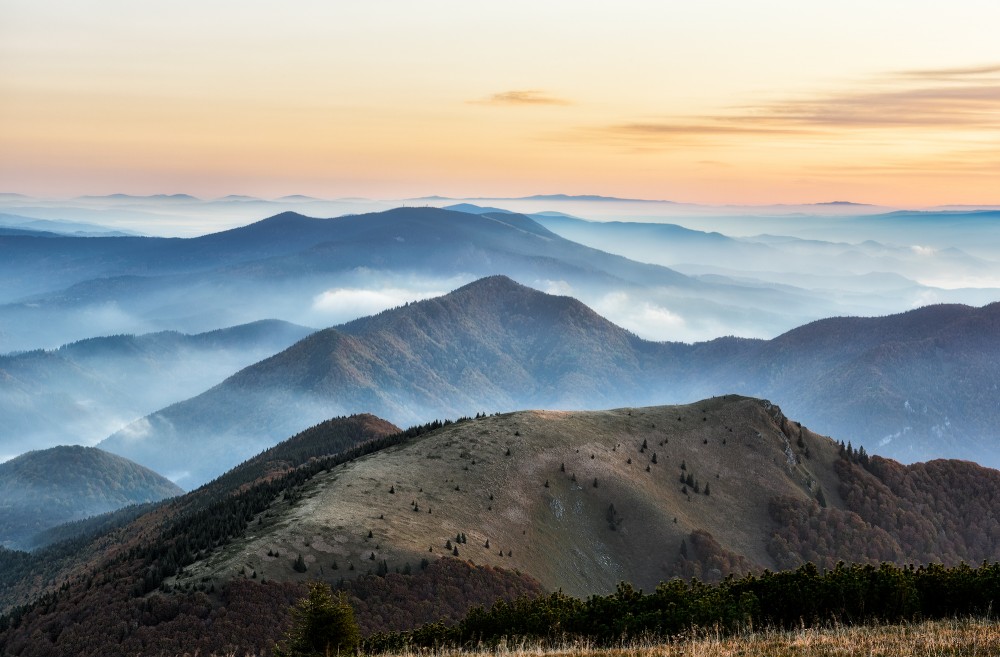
[2, 1, 999, 206]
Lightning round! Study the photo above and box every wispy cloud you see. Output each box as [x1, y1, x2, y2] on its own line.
[311, 287, 443, 323]
[585, 63, 1000, 146]
[752, 86, 1000, 130]
[804, 146, 1000, 177]
[897, 64, 1000, 80]
[600, 121, 814, 138]
[473, 90, 571, 106]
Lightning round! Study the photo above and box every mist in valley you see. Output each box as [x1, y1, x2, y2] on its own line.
[2, 194, 999, 487]
[0, 321, 313, 460]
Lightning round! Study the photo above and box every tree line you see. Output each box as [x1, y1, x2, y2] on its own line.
[364, 561, 1000, 652]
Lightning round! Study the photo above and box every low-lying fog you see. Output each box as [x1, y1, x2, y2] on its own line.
[2, 193, 998, 474]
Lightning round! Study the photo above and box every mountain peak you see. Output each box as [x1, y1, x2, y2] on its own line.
[197, 211, 323, 241]
[452, 274, 526, 294]
[257, 210, 316, 223]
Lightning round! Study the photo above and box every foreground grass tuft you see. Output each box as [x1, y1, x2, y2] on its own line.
[191, 617, 999, 657]
[390, 618, 999, 657]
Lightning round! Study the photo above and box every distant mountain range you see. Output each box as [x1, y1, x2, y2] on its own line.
[0, 212, 137, 238]
[98, 276, 1000, 487]
[0, 445, 181, 550]
[7, 204, 993, 354]
[0, 320, 314, 458]
[528, 211, 999, 296]
[1, 207, 821, 350]
[2, 204, 997, 479]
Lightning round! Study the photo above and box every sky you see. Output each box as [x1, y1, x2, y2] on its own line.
[2, 1, 999, 206]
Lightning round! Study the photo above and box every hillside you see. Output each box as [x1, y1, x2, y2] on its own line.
[0, 396, 1000, 655]
[99, 277, 1000, 487]
[162, 397, 1000, 598]
[4, 397, 1000, 656]
[0, 415, 407, 614]
[199, 413, 401, 500]
[0, 415, 541, 656]
[0, 446, 182, 550]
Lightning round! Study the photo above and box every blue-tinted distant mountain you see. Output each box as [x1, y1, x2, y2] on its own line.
[77, 193, 201, 203]
[535, 212, 996, 271]
[217, 194, 261, 202]
[866, 209, 1000, 243]
[443, 203, 515, 214]
[0, 226, 58, 238]
[524, 194, 653, 202]
[880, 209, 1000, 219]
[782, 210, 1000, 256]
[99, 277, 1000, 487]
[928, 204, 1000, 212]
[0, 211, 369, 307]
[0, 212, 137, 237]
[2, 207, 815, 351]
[276, 194, 324, 202]
[433, 195, 899, 221]
[0, 320, 314, 458]
[0, 445, 181, 550]
[2, 203, 994, 354]
[534, 213, 1000, 307]
[462, 193, 676, 203]
[1, 207, 690, 295]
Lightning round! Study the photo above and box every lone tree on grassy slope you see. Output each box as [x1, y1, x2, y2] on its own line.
[275, 581, 360, 657]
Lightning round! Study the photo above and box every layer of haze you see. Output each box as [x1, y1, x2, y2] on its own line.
[2, 1, 1000, 206]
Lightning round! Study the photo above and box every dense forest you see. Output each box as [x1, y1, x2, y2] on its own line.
[364, 561, 1000, 653]
[0, 558, 540, 656]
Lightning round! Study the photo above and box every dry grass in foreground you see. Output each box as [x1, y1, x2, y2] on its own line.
[199, 617, 999, 657]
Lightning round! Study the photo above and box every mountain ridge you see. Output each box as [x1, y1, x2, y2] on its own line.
[97, 277, 1000, 487]
[6, 206, 781, 352]
[5, 397, 1000, 655]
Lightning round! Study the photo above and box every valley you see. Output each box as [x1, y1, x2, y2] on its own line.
[0, 199, 997, 657]
[0, 320, 314, 458]
[7, 3, 1000, 653]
